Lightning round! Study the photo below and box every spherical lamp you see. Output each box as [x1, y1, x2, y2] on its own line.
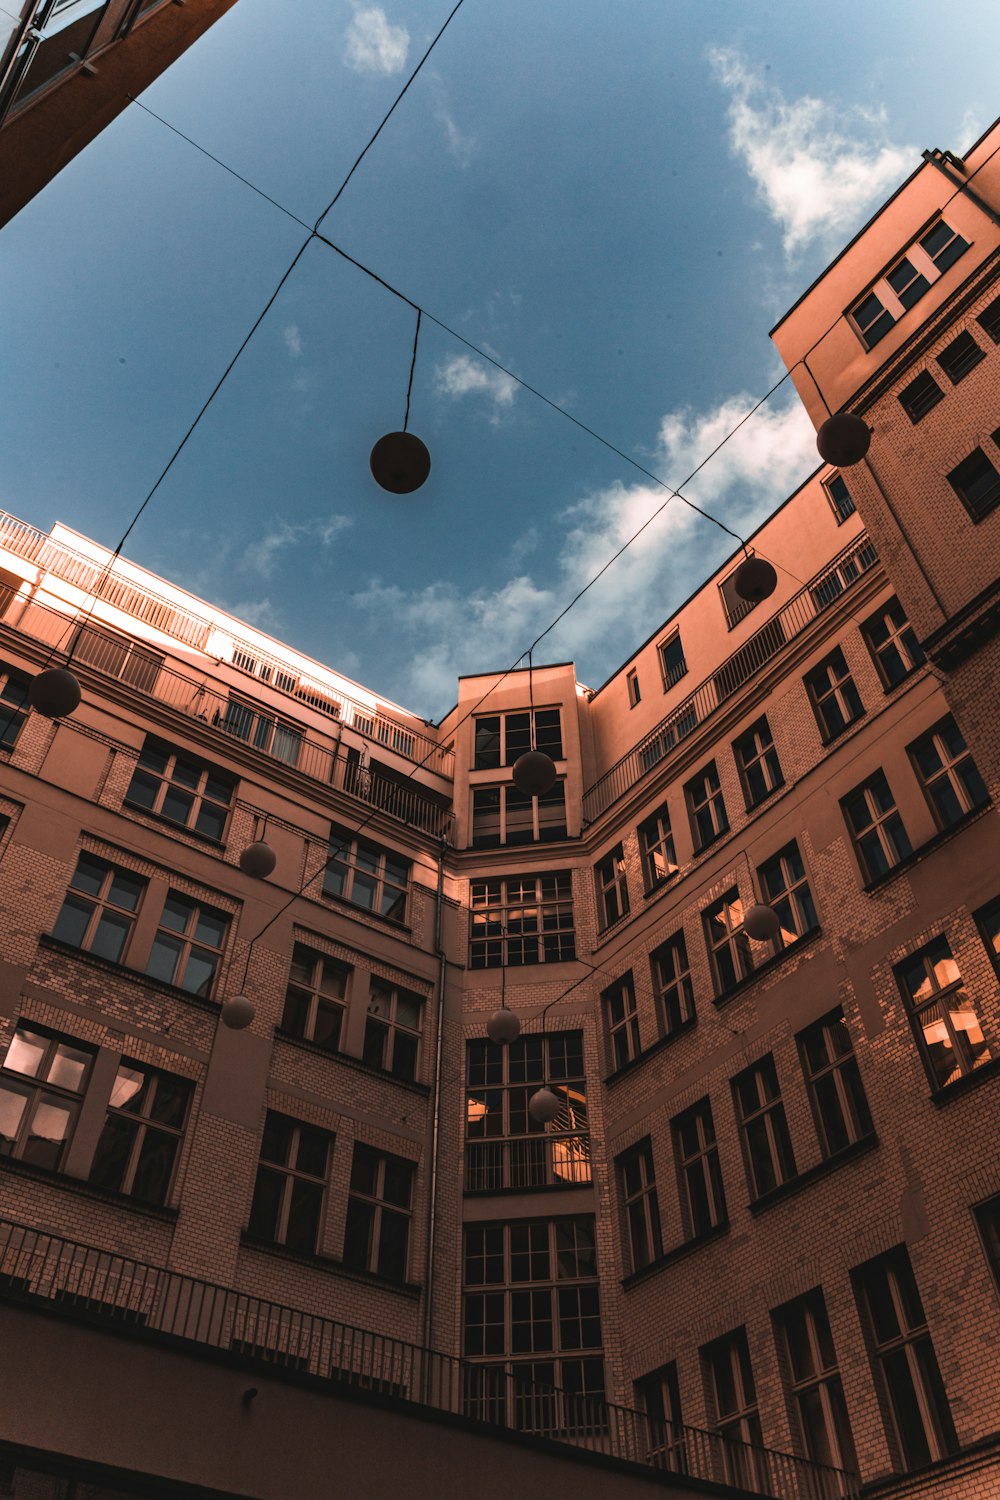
[816, 413, 871, 468]
[28, 667, 81, 719]
[221, 994, 255, 1030]
[370, 432, 431, 494]
[239, 840, 276, 879]
[743, 902, 782, 943]
[733, 556, 778, 605]
[528, 1086, 562, 1124]
[487, 1007, 521, 1045]
[512, 750, 557, 798]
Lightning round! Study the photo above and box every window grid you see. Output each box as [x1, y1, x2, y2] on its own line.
[947, 447, 1000, 523]
[898, 370, 944, 423]
[125, 738, 234, 842]
[686, 762, 728, 851]
[470, 873, 575, 968]
[805, 648, 864, 741]
[936, 330, 985, 384]
[895, 937, 992, 1091]
[703, 890, 753, 996]
[636, 1364, 686, 1473]
[52, 852, 146, 964]
[595, 845, 630, 930]
[909, 717, 989, 830]
[280, 942, 349, 1051]
[473, 709, 563, 770]
[650, 932, 695, 1038]
[733, 1057, 796, 1200]
[673, 1098, 726, 1239]
[604, 973, 640, 1072]
[775, 1291, 858, 1474]
[848, 220, 969, 349]
[638, 805, 677, 889]
[145, 891, 229, 998]
[842, 772, 912, 884]
[343, 1143, 415, 1282]
[734, 718, 783, 809]
[471, 782, 567, 848]
[465, 1033, 590, 1193]
[863, 598, 924, 688]
[89, 1061, 193, 1206]
[704, 1330, 768, 1491]
[798, 1009, 873, 1158]
[363, 980, 423, 1082]
[757, 842, 818, 949]
[0, 1022, 93, 1172]
[323, 826, 409, 921]
[618, 1139, 661, 1273]
[976, 294, 1000, 344]
[248, 1111, 330, 1256]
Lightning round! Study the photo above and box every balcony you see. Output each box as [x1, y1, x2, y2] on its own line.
[584, 533, 879, 824]
[0, 1216, 858, 1498]
[465, 1133, 593, 1193]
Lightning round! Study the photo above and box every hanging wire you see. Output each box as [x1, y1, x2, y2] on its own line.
[403, 309, 423, 433]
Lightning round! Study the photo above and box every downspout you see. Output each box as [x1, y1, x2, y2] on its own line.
[421, 832, 449, 1359]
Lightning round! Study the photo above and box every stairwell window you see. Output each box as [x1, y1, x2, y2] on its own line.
[125, 738, 235, 842]
[471, 782, 567, 848]
[473, 709, 562, 768]
[324, 825, 409, 921]
[469, 873, 575, 968]
[52, 852, 147, 964]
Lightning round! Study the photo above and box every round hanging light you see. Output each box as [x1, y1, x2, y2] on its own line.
[733, 555, 778, 605]
[743, 902, 782, 943]
[486, 1007, 521, 1046]
[28, 667, 82, 719]
[512, 749, 557, 798]
[239, 840, 276, 879]
[221, 994, 255, 1030]
[370, 432, 431, 494]
[528, 1086, 561, 1124]
[816, 413, 871, 468]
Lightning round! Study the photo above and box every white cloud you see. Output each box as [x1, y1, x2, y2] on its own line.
[241, 514, 352, 578]
[437, 106, 476, 167]
[282, 324, 303, 358]
[708, 48, 915, 255]
[343, 6, 408, 76]
[435, 353, 517, 423]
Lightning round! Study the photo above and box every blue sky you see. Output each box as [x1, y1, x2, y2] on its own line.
[1, 0, 995, 717]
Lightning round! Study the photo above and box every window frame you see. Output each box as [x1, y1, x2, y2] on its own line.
[0, 1021, 94, 1172]
[323, 825, 409, 922]
[343, 1141, 416, 1282]
[975, 895, 1000, 982]
[774, 1289, 858, 1474]
[823, 473, 855, 524]
[650, 932, 695, 1038]
[52, 851, 147, 965]
[88, 1059, 193, 1206]
[841, 771, 912, 884]
[703, 1329, 767, 1490]
[733, 717, 783, 810]
[685, 761, 728, 852]
[617, 1137, 662, 1273]
[847, 219, 970, 349]
[637, 805, 677, 890]
[145, 890, 230, 999]
[247, 1110, 331, 1256]
[947, 447, 1000, 523]
[908, 716, 989, 831]
[898, 369, 945, 424]
[657, 632, 687, 690]
[757, 841, 818, 950]
[0, 662, 31, 749]
[862, 597, 924, 689]
[732, 1056, 797, 1200]
[124, 737, 235, 843]
[280, 941, 350, 1052]
[471, 780, 568, 848]
[473, 709, 563, 770]
[595, 844, 630, 930]
[797, 1008, 874, 1158]
[804, 647, 864, 742]
[470, 872, 575, 968]
[936, 329, 985, 385]
[626, 670, 641, 708]
[672, 1098, 726, 1239]
[603, 972, 640, 1072]
[465, 1032, 590, 1193]
[703, 890, 753, 997]
[894, 936, 992, 1092]
[362, 978, 424, 1083]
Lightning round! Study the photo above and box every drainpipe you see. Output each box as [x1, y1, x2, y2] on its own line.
[421, 833, 449, 1362]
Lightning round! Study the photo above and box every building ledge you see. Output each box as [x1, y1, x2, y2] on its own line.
[238, 1233, 421, 1298]
[747, 1133, 880, 1216]
[273, 1028, 431, 1095]
[604, 1015, 697, 1086]
[463, 1180, 594, 1199]
[122, 798, 226, 849]
[858, 1428, 1000, 1496]
[862, 801, 992, 892]
[712, 927, 822, 1009]
[930, 1054, 1000, 1107]
[621, 1222, 730, 1289]
[0, 1155, 179, 1222]
[318, 888, 412, 935]
[36, 934, 222, 1015]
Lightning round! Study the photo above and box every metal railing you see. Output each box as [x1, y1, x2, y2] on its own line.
[0, 1217, 858, 1498]
[465, 1135, 593, 1192]
[583, 533, 879, 824]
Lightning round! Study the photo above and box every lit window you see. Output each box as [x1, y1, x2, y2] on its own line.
[0, 1022, 93, 1171]
[469, 873, 575, 968]
[145, 891, 229, 998]
[658, 633, 687, 689]
[323, 825, 409, 920]
[898, 370, 944, 423]
[732, 1056, 796, 1199]
[343, 1142, 415, 1282]
[89, 1061, 192, 1206]
[842, 772, 912, 883]
[473, 709, 562, 769]
[280, 942, 349, 1051]
[248, 1111, 331, 1255]
[672, 1098, 726, 1237]
[774, 1290, 858, 1474]
[471, 781, 567, 848]
[798, 1009, 873, 1157]
[617, 1138, 661, 1272]
[823, 474, 856, 523]
[650, 932, 695, 1037]
[909, 716, 989, 830]
[733, 717, 783, 808]
[804, 648, 864, 741]
[603, 973, 640, 1071]
[862, 598, 924, 688]
[0, 663, 31, 748]
[363, 980, 423, 1082]
[125, 737, 235, 842]
[895, 937, 992, 1091]
[638, 805, 677, 889]
[52, 852, 146, 964]
[757, 841, 818, 948]
[947, 448, 1000, 523]
[465, 1033, 590, 1193]
[936, 330, 985, 385]
[703, 890, 752, 996]
[703, 1329, 767, 1491]
[595, 844, 629, 929]
[685, 762, 728, 851]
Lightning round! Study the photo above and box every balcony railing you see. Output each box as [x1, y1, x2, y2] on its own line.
[0, 1217, 858, 1499]
[583, 533, 879, 824]
[465, 1134, 593, 1192]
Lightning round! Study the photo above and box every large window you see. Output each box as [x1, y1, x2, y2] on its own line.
[343, 1142, 415, 1282]
[52, 852, 146, 963]
[323, 825, 409, 921]
[703, 1329, 767, 1491]
[672, 1098, 726, 1238]
[853, 1248, 957, 1470]
[638, 805, 677, 889]
[798, 1009, 873, 1157]
[732, 1056, 796, 1200]
[0, 663, 31, 748]
[862, 598, 924, 688]
[473, 709, 562, 769]
[280, 942, 349, 1051]
[603, 973, 640, 1072]
[848, 219, 969, 348]
[909, 717, 989, 830]
[595, 844, 629, 930]
[734, 717, 783, 809]
[465, 1033, 589, 1193]
[774, 1290, 858, 1474]
[804, 648, 864, 741]
[362, 980, 423, 1082]
[703, 890, 752, 996]
[248, 1111, 331, 1256]
[895, 938, 992, 1091]
[757, 842, 818, 949]
[617, 1138, 661, 1272]
[842, 771, 912, 883]
[947, 447, 1000, 523]
[471, 782, 567, 848]
[650, 932, 695, 1037]
[470, 873, 575, 968]
[89, 1061, 193, 1206]
[0, 1022, 93, 1171]
[145, 891, 229, 998]
[686, 762, 728, 852]
[125, 738, 235, 842]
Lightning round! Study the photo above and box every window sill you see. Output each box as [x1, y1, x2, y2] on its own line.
[692, 827, 729, 857]
[319, 889, 411, 935]
[930, 1054, 1000, 1107]
[712, 926, 822, 1008]
[122, 799, 226, 849]
[742, 778, 785, 815]
[621, 1222, 729, 1288]
[239, 1233, 421, 1297]
[818, 716, 865, 750]
[595, 910, 631, 942]
[0, 1154, 180, 1221]
[747, 1133, 880, 1215]
[37, 934, 223, 1014]
[274, 1028, 431, 1094]
[642, 871, 679, 900]
[862, 800, 992, 892]
[604, 1014, 697, 1085]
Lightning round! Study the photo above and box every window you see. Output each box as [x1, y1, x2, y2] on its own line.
[811, 540, 878, 612]
[465, 1033, 590, 1193]
[471, 782, 567, 847]
[895, 937, 992, 1091]
[89, 1061, 193, 1206]
[343, 1143, 415, 1282]
[732, 1056, 796, 1199]
[603, 973, 640, 1072]
[280, 942, 349, 1051]
[977, 895, 1000, 979]
[703, 1329, 766, 1490]
[703, 891, 752, 996]
[473, 709, 562, 769]
[775, 1290, 858, 1474]
[658, 633, 687, 689]
[362, 980, 423, 1082]
[219, 697, 303, 767]
[673, 1098, 726, 1238]
[248, 1111, 330, 1255]
[145, 891, 229, 997]
[719, 569, 755, 629]
[948, 448, 1000, 522]
[462, 1218, 603, 1430]
[323, 826, 409, 921]
[626, 670, 641, 707]
[898, 370, 944, 423]
[849, 220, 969, 348]
[0, 663, 31, 748]
[685, 762, 728, 851]
[862, 598, 924, 688]
[937, 330, 985, 384]
[852, 289, 895, 349]
[798, 1009, 873, 1157]
[757, 841, 818, 948]
[0, 1022, 93, 1171]
[595, 844, 629, 929]
[976, 293, 1000, 344]
[909, 716, 989, 830]
[920, 218, 969, 273]
[125, 738, 235, 842]
[974, 1196, 1000, 1293]
[636, 1363, 685, 1472]
[638, 805, 677, 889]
[804, 648, 864, 741]
[842, 772, 912, 883]
[824, 474, 855, 523]
[650, 933, 695, 1037]
[470, 873, 575, 968]
[52, 852, 146, 963]
[734, 718, 783, 808]
[853, 1248, 957, 1469]
[617, 1139, 661, 1272]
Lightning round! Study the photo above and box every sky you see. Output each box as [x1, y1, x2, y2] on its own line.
[0, 0, 996, 719]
